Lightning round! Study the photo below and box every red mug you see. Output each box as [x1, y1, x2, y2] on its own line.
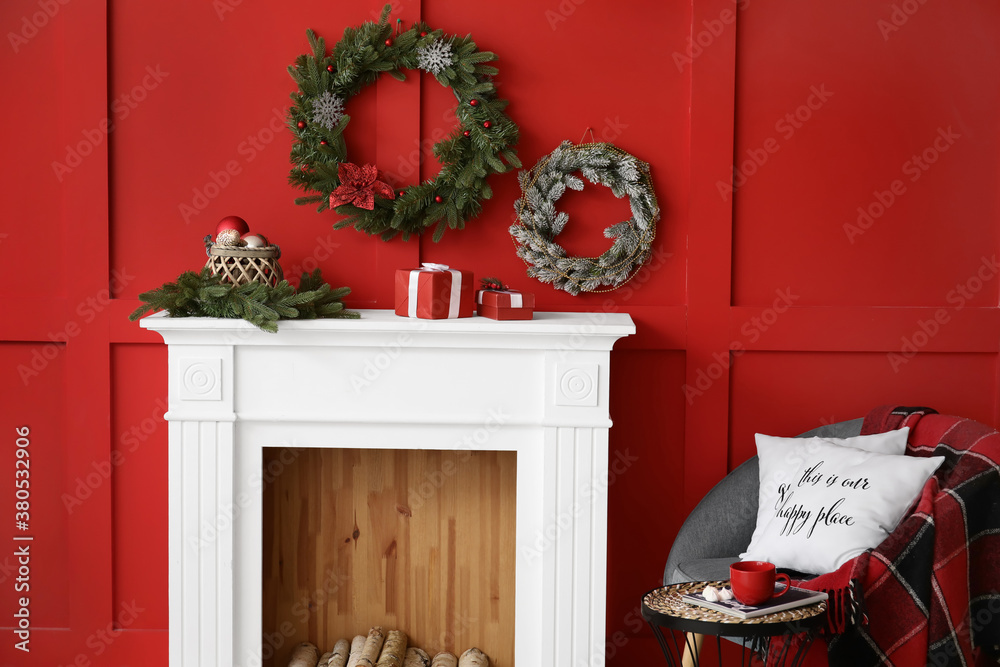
[730, 561, 790, 606]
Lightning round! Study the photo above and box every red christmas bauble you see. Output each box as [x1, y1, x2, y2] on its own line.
[327, 65, 334, 72]
[385, 38, 393, 46]
[296, 120, 306, 129]
[434, 195, 443, 203]
[320, 140, 328, 145]
[463, 130, 471, 137]
[469, 99, 479, 107]
[420, 31, 428, 37]
[483, 121, 492, 128]
[216, 215, 250, 236]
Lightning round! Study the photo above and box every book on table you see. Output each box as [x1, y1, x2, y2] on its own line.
[681, 585, 828, 620]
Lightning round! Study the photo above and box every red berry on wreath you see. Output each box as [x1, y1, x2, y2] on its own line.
[296, 120, 306, 129]
[385, 38, 393, 46]
[434, 195, 443, 203]
[327, 65, 334, 72]
[463, 130, 471, 137]
[483, 121, 492, 128]
[320, 140, 328, 145]
[420, 31, 428, 37]
[469, 99, 479, 107]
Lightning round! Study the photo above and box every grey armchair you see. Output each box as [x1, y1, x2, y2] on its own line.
[663, 418, 864, 586]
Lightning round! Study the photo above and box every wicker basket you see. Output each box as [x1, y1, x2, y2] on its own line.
[205, 245, 283, 287]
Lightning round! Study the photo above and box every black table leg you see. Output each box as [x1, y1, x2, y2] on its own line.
[645, 621, 819, 667]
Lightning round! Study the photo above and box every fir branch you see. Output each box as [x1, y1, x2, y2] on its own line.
[128, 268, 359, 332]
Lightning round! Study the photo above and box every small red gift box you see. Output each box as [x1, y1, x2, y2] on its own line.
[394, 264, 474, 319]
[476, 288, 535, 320]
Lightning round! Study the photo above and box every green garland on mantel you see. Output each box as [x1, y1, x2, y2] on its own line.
[287, 4, 520, 241]
[128, 269, 358, 333]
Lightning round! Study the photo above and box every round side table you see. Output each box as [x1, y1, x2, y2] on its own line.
[641, 581, 827, 667]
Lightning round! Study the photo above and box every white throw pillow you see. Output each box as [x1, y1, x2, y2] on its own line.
[741, 429, 909, 567]
[742, 436, 943, 574]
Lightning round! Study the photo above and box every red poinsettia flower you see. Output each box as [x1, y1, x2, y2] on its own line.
[329, 162, 395, 210]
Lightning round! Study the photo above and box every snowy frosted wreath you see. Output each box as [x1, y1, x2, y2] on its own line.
[509, 141, 660, 295]
[287, 5, 520, 241]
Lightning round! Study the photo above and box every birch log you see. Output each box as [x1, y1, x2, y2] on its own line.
[346, 635, 367, 667]
[457, 648, 489, 667]
[430, 653, 457, 667]
[356, 627, 386, 667]
[288, 642, 319, 667]
[375, 630, 408, 667]
[317, 652, 333, 667]
[329, 638, 351, 667]
[403, 647, 430, 667]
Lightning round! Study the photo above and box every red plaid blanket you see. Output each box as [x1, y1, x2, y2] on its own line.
[780, 406, 1000, 666]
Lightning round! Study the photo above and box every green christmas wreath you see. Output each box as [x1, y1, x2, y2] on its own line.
[287, 5, 520, 241]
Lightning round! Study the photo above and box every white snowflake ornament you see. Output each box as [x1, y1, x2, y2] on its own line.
[311, 91, 345, 131]
[416, 38, 454, 75]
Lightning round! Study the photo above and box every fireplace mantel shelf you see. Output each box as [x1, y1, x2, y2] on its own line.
[143, 309, 634, 667]
[141, 309, 634, 349]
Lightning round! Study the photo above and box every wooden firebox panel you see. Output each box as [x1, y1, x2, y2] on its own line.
[263, 448, 517, 667]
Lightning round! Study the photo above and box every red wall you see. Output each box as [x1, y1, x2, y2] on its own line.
[2, 0, 999, 665]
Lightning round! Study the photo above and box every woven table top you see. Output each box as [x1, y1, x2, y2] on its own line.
[643, 581, 828, 627]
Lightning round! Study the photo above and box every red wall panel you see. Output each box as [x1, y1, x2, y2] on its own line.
[731, 0, 1000, 307]
[1, 0, 998, 665]
[420, 0, 690, 311]
[1, 0, 66, 299]
[607, 350, 686, 660]
[110, 344, 168, 631]
[0, 344, 71, 630]
[728, 351, 998, 468]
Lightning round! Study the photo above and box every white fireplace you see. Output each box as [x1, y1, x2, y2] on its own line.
[142, 310, 634, 667]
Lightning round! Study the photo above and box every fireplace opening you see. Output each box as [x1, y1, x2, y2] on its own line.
[262, 447, 517, 667]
